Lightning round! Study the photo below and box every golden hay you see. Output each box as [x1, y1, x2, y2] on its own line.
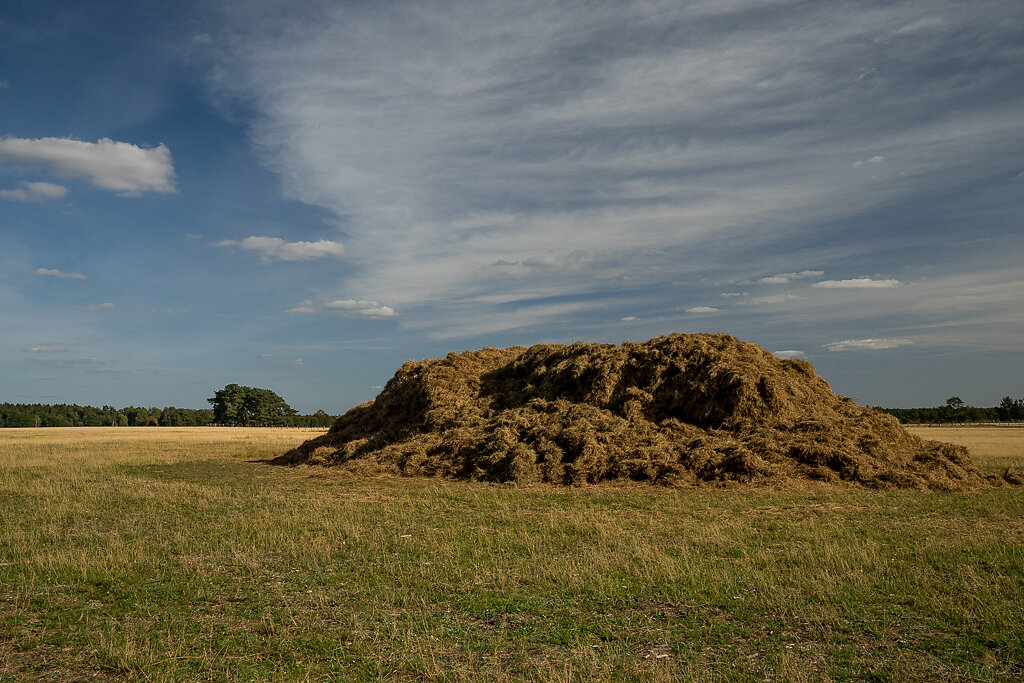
[277, 333, 1015, 490]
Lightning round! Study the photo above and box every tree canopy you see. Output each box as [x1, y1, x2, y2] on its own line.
[208, 384, 298, 426]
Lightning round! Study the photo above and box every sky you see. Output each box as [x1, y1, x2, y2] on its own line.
[2, 0, 1022, 414]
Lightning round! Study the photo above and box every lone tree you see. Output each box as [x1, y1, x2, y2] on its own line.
[208, 384, 297, 426]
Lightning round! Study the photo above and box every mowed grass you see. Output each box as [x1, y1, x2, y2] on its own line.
[1, 428, 1022, 681]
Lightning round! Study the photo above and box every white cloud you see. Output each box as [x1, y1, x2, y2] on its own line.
[620, 316, 637, 321]
[685, 306, 719, 313]
[27, 344, 67, 353]
[760, 270, 823, 284]
[823, 338, 913, 352]
[852, 156, 885, 168]
[77, 303, 115, 311]
[773, 350, 806, 359]
[0, 181, 68, 202]
[813, 278, 902, 289]
[324, 299, 398, 318]
[747, 294, 799, 305]
[0, 136, 176, 195]
[286, 300, 316, 314]
[33, 268, 86, 279]
[217, 236, 346, 262]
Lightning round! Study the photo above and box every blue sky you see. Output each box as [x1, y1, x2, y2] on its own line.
[2, 0, 1022, 414]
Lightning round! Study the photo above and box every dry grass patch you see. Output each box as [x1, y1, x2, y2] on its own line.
[1, 427, 1023, 681]
[908, 425, 1024, 472]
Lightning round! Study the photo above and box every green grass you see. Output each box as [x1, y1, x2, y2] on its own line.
[1, 427, 1022, 681]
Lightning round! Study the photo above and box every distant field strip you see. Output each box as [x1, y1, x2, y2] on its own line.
[1, 427, 1022, 681]
[908, 425, 1024, 471]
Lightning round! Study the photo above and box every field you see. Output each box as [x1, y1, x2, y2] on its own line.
[1, 427, 1022, 681]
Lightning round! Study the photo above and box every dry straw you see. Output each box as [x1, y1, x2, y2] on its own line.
[277, 333, 1018, 490]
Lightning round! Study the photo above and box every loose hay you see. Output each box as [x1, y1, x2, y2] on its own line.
[277, 333, 1010, 489]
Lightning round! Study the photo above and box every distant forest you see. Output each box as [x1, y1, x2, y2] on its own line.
[877, 396, 1024, 424]
[0, 403, 335, 428]
[3, 395, 1022, 428]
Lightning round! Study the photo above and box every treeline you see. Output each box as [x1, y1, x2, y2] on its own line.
[0, 403, 335, 428]
[878, 396, 1024, 424]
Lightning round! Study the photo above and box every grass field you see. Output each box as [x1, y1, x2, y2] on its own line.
[1, 427, 1022, 681]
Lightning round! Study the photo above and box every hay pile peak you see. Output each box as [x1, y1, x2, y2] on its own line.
[278, 333, 996, 489]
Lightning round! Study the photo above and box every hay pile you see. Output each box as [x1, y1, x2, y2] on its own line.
[277, 333, 1004, 490]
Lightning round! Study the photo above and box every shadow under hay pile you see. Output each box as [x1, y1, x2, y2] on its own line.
[276, 333, 1009, 490]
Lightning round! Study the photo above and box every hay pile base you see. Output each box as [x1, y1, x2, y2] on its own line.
[277, 333, 1010, 490]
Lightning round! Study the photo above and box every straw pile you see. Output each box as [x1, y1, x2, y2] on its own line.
[277, 333, 1006, 489]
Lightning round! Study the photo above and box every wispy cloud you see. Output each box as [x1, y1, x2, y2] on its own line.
[76, 302, 115, 311]
[773, 350, 806, 359]
[0, 136, 176, 195]
[33, 268, 86, 279]
[195, 0, 1024, 341]
[813, 278, 903, 289]
[824, 338, 913, 352]
[685, 306, 719, 313]
[217, 236, 346, 262]
[0, 181, 68, 202]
